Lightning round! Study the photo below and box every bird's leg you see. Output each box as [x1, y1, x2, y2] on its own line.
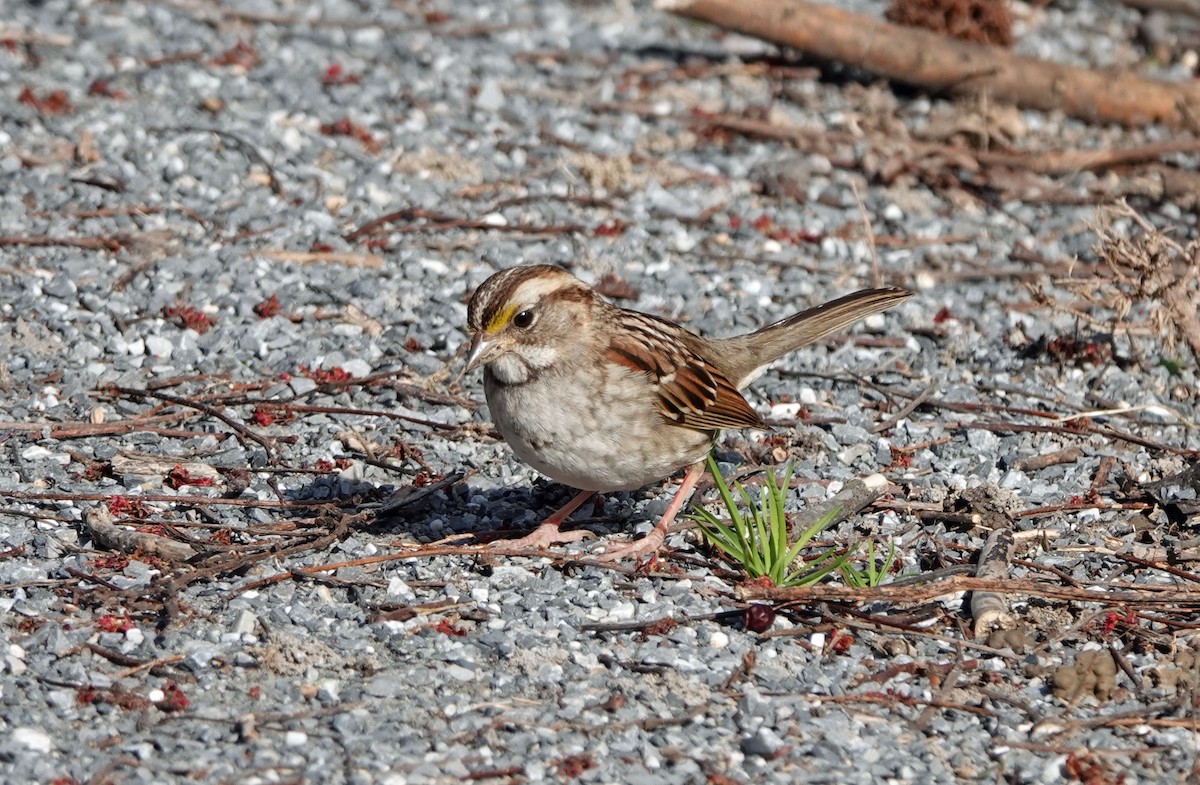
[489, 489, 595, 549]
[596, 461, 705, 562]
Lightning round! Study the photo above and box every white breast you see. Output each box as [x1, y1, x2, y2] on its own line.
[484, 362, 711, 492]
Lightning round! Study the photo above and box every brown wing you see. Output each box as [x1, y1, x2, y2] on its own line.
[605, 311, 765, 432]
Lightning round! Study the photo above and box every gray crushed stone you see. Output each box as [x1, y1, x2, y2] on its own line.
[2, 0, 1199, 783]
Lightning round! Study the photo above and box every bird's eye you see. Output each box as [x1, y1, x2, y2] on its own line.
[512, 309, 535, 329]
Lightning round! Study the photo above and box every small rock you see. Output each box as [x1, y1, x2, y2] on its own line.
[21, 445, 52, 462]
[232, 609, 257, 636]
[475, 79, 505, 112]
[341, 358, 372, 378]
[317, 680, 341, 703]
[144, 335, 174, 358]
[364, 674, 407, 698]
[288, 376, 318, 396]
[386, 577, 416, 601]
[13, 727, 53, 753]
[741, 727, 788, 758]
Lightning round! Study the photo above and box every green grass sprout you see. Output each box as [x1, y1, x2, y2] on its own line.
[689, 452, 851, 588]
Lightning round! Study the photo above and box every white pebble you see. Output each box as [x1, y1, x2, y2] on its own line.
[387, 577, 415, 601]
[418, 257, 449, 275]
[12, 728, 52, 753]
[144, 335, 173, 358]
[709, 630, 730, 649]
[232, 609, 257, 636]
[605, 601, 635, 622]
[475, 79, 505, 112]
[7, 655, 27, 676]
[20, 446, 52, 462]
[318, 680, 341, 702]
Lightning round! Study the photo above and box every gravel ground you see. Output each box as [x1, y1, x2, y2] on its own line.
[2, 0, 1200, 783]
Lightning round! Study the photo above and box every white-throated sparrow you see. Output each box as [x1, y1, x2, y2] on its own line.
[465, 264, 911, 560]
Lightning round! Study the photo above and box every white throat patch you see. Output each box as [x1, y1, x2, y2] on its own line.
[489, 344, 559, 384]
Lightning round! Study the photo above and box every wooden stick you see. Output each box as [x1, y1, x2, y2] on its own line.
[658, 0, 1200, 128]
[971, 528, 1015, 637]
[739, 574, 1200, 606]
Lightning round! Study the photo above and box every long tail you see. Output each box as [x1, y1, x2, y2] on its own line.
[715, 287, 912, 386]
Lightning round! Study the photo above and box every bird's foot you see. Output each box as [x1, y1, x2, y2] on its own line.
[594, 461, 705, 562]
[593, 527, 665, 562]
[487, 523, 594, 550]
[486, 489, 597, 550]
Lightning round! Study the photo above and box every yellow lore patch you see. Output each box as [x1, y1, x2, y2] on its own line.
[485, 303, 519, 334]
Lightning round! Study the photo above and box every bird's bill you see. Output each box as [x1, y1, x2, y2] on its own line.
[464, 332, 496, 372]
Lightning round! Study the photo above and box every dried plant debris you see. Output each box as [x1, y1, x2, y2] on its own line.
[1019, 333, 1116, 368]
[1037, 203, 1200, 368]
[885, 0, 1013, 46]
[947, 484, 1020, 531]
[1052, 649, 1119, 702]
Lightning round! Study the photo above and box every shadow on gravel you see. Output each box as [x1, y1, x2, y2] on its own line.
[367, 474, 642, 544]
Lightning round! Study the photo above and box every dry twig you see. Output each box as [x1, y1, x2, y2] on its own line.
[659, 0, 1200, 127]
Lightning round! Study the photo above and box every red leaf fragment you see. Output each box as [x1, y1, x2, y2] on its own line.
[213, 40, 260, 69]
[319, 117, 379, 153]
[87, 79, 127, 99]
[165, 465, 215, 489]
[828, 629, 854, 654]
[18, 86, 74, 115]
[641, 618, 679, 636]
[321, 64, 362, 86]
[432, 619, 467, 637]
[298, 364, 352, 385]
[89, 554, 130, 571]
[162, 304, 216, 334]
[593, 220, 627, 237]
[554, 754, 595, 779]
[253, 293, 282, 319]
[158, 681, 190, 712]
[96, 613, 134, 633]
[251, 407, 275, 426]
[106, 495, 151, 519]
